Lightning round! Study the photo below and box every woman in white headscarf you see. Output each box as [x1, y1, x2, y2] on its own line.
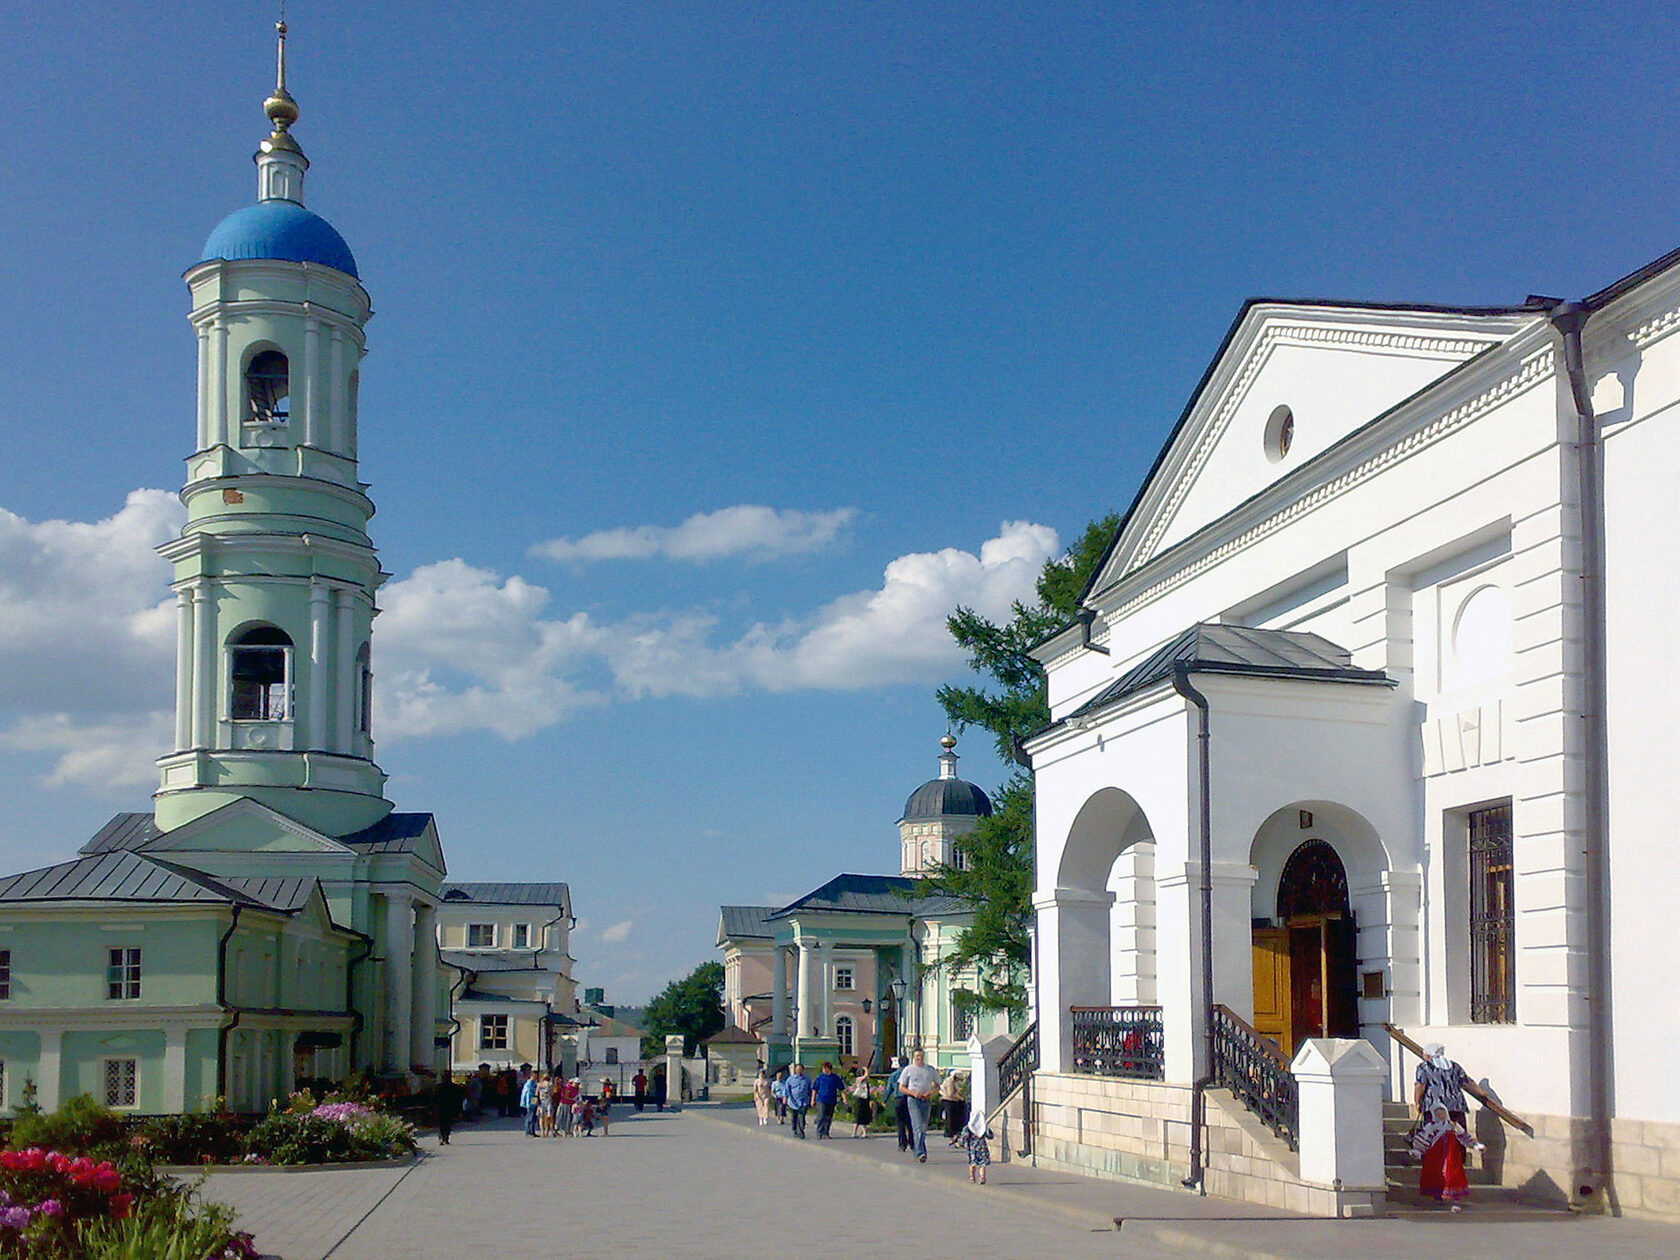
[1413, 1042, 1471, 1126]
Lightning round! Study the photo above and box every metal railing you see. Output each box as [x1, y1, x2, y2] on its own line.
[1211, 1004, 1297, 1150]
[1069, 1005, 1165, 1079]
[997, 1020, 1038, 1101]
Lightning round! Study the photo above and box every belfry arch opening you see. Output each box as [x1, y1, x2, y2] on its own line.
[229, 624, 293, 721]
[245, 349, 290, 425]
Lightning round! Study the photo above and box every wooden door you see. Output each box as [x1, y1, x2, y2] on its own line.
[1289, 922, 1327, 1041]
[1251, 927, 1291, 1055]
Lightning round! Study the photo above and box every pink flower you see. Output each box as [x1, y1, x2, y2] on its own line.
[35, 1199, 63, 1219]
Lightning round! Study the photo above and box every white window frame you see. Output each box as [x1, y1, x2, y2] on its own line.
[479, 1014, 509, 1051]
[835, 1016, 854, 1058]
[511, 923, 531, 950]
[102, 1057, 139, 1109]
[833, 965, 854, 991]
[466, 923, 497, 949]
[107, 947, 141, 1000]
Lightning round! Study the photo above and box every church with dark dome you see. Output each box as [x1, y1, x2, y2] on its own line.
[898, 734, 992, 875]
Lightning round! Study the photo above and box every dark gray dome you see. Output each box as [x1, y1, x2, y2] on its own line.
[902, 777, 992, 822]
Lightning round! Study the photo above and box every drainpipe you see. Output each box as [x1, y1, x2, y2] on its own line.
[1076, 608, 1111, 655]
[345, 932, 374, 1071]
[215, 905, 243, 1103]
[1172, 665, 1215, 1193]
[1550, 302, 1616, 1211]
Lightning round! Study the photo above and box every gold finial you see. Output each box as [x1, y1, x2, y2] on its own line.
[264, 16, 300, 133]
[940, 732, 957, 751]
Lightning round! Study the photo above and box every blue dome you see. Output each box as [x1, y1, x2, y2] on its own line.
[200, 201, 358, 278]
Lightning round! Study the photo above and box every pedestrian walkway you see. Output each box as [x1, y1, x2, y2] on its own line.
[195, 1106, 1680, 1260]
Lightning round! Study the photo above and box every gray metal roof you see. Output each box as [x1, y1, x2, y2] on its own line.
[901, 777, 992, 822]
[440, 882, 570, 908]
[0, 850, 297, 909]
[438, 949, 550, 973]
[717, 905, 779, 942]
[339, 813, 437, 853]
[219, 875, 319, 912]
[79, 813, 162, 856]
[1065, 623, 1391, 724]
[768, 873, 970, 920]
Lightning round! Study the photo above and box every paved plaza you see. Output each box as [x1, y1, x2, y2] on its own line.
[193, 1104, 1680, 1260]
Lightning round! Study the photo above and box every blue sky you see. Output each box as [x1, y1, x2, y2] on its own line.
[4, 1, 1678, 1002]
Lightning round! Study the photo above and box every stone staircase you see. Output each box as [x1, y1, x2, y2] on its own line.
[1383, 1100, 1510, 1209]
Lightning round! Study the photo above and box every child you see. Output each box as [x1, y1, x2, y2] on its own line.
[963, 1113, 994, 1185]
[575, 1097, 594, 1137]
[1410, 1104, 1485, 1210]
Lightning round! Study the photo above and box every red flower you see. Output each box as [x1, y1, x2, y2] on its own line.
[92, 1166, 123, 1194]
[109, 1193, 134, 1220]
[18, 1148, 47, 1172]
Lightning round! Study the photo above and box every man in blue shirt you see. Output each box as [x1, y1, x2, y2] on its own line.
[783, 1062, 814, 1137]
[812, 1061, 844, 1139]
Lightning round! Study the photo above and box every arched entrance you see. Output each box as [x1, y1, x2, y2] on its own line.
[1252, 839, 1360, 1055]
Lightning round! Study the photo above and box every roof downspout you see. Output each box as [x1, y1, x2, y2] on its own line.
[1550, 301, 1616, 1213]
[215, 905, 243, 1103]
[1172, 665, 1215, 1194]
[1076, 608, 1111, 655]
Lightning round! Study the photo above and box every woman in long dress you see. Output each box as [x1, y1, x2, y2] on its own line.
[1412, 1104, 1483, 1208]
[753, 1067, 774, 1126]
[850, 1068, 873, 1136]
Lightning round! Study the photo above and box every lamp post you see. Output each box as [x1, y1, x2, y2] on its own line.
[888, 978, 908, 1059]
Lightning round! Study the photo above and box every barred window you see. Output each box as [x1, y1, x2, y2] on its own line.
[478, 1014, 508, 1050]
[953, 1001, 976, 1042]
[107, 948, 142, 1000]
[0, 949, 10, 1000]
[104, 1058, 138, 1108]
[1469, 803, 1515, 1023]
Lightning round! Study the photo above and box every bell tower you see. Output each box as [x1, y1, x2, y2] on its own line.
[154, 20, 391, 835]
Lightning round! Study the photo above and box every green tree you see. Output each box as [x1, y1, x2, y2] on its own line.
[640, 960, 726, 1057]
[919, 514, 1118, 1015]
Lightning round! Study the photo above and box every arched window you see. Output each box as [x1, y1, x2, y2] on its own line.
[246, 350, 290, 424]
[356, 643, 373, 736]
[230, 625, 292, 721]
[605, 1047, 619, 1065]
[835, 1016, 854, 1059]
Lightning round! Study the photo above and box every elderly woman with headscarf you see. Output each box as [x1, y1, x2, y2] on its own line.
[1413, 1042, 1471, 1127]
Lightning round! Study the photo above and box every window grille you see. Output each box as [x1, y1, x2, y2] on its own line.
[104, 1058, 138, 1108]
[953, 1002, 976, 1042]
[833, 966, 854, 991]
[1469, 803, 1516, 1023]
[835, 1016, 854, 1058]
[107, 948, 141, 1000]
[0, 949, 10, 1000]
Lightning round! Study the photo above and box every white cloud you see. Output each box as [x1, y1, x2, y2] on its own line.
[0, 491, 183, 791]
[0, 491, 1058, 762]
[532, 505, 856, 565]
[600, 920, 634, 943]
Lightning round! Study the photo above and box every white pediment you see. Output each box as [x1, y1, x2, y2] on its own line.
[144, 797, 354, 856]
[1095, 303, 1536, 592]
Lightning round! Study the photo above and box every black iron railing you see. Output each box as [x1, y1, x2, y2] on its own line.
[997, 1020, 1038, 1101]
[1211, 1004, 1297, 1150]
[1069, 1005, 1164, 1079]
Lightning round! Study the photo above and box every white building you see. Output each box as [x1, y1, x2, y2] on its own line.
[1024, 254, 1680, 1218]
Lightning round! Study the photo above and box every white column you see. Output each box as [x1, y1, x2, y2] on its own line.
[412, 902, 439, 1070]
[1292, 1039, 1388, 1194]
[329, 328, 345, 453]
[195, 327, 211, 451]
[37, 1028, 63, 1111]
[770, 946, 789, 1041]
[174, 590, 194, 750]
[210, 317, 230, 447]
[796, 941, 815, 1040]
[818, 940, 834, 1038]
[302, 313, 319, 448]
[1155, 860, 1257, 1084]
[383, 891, 414, 1071]
[664, 1034, 685, 1111]
[192, 579, 216, 749]
[308, 582, 330, 750]
[334, 589, 356, 752]
[1031, 888, 1114, 1074]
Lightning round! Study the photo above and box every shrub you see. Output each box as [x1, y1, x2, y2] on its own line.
[9, 1098, 127, 1161]
[135, 1114, 247, 1167]
[242, 1113, 356, 1167]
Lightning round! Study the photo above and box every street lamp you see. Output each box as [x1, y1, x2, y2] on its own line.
[888, 978, 908, 1057]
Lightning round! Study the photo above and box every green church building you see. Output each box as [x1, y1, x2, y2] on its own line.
[0, 26, 452, 1115]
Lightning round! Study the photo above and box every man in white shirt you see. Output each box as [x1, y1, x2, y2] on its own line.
[896, 1049, 939, 1162]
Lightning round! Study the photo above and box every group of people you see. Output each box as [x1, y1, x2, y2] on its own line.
[1409, 1041, 1487, 1210]
[518, 1069, 615, 1138]
[433, 1063, 675, 1146]
[751, 1049, 994, 1184]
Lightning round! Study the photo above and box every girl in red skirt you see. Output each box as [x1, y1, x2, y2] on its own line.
[1411, 1104, 1484, 1209]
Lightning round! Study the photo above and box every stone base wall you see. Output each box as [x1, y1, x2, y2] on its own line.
[1023, 1073, 1382, 1218]
[1475, 1111, 1680, 1220]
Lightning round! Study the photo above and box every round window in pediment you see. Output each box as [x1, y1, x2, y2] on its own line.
[1265, 405, 1295, 462]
